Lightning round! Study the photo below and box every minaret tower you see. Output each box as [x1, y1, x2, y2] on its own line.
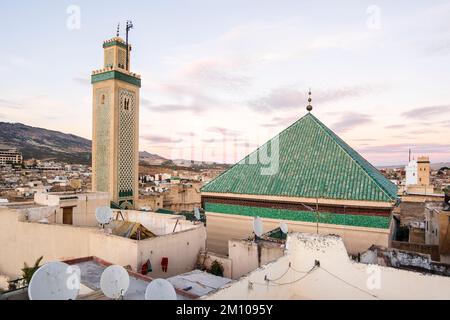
[91, 23, 140, 209]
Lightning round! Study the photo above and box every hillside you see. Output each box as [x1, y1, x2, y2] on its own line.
[0, 122, 92, 164]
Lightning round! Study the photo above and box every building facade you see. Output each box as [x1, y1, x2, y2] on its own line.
[201, 112, 398, 255]
[91, 37, 141, 209]
[0, 145, 23, 166]
[405, 156, 433, 194]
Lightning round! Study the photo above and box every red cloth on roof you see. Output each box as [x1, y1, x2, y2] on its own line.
[161, 257, 168, 272]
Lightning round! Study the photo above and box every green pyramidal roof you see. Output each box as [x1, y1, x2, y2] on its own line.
[202, 113, 398, 203]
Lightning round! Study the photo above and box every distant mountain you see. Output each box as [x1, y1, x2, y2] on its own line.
[376, 162, 450, 170]
[0, 122, 92, 164]
[139, 151, 168, 165]
[0, 122, 206, 166]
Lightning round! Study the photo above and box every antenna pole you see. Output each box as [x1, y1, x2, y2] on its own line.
[125, 20, 134, 71]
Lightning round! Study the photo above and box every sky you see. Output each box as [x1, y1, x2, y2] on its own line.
[0, 0, 449, 166]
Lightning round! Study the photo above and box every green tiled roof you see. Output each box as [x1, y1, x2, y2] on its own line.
[202, 113, 397, 203]
[205, 202, 391, 229]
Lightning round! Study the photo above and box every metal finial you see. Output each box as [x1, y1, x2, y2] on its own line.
[307, 89, 313, 112]
[116, 23, 120, 37]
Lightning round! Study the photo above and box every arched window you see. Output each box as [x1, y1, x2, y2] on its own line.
[101, 94, 106, 105]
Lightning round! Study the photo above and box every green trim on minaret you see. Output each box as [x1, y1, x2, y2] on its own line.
[201, 113, 398, 203]
[103, 40, 128, 49]
[91, 70, 141, 87]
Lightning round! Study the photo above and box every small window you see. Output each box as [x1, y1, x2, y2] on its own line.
[101, 95, 106, 105]
[124, 98, 130, 110]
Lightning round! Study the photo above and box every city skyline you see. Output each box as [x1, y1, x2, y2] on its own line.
[1, 1, 449, 166]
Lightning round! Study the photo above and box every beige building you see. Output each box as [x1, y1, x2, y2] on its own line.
[138, 183, 202, 213]
[405, 156, 434, 194]
[201, 109, 398, 256]
[0, 193, 206, 281]
[425, 202, 450, 259]
[0, 145, 22, 166]
[203, 233, 450, 300]
[91, 36, 141, 209]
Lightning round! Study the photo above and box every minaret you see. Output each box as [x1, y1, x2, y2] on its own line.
[91, 26, 141, 209]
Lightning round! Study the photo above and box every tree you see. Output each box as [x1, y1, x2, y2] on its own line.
[21, 256, 43, 285]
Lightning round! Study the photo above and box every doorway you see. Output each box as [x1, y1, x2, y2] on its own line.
[63, 207, 73, 225]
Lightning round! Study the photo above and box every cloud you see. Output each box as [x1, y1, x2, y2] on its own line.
[261, 116, 299, 128]
[180, 58, 251, 91]
[0, 99, 22, 109]
[148, 104, 206, 114]
[331, 112, 373, 134]
[144, 83, 223, 114]
[141, 98, 151, 107]
[73, 77, 89, 86]
[141, 134, 182, 144]
[357, 143, 450, 155]
[385, 124, 407, 129]
[206, 127, 242, 137]
[402, 105, 450, 119]
[249, 86, 374, 112]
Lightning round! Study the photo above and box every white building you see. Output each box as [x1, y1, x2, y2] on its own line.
[405, 160, 418, 186]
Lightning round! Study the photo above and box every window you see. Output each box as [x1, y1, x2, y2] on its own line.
[124, 98, 130, 110]
[101, 94, 105, 105]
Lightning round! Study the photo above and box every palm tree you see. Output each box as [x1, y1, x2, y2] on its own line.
[21, 256, 43, 285]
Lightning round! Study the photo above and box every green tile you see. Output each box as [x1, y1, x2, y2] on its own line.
[205, 202, 391, 229]
[201, 113, 397, 203]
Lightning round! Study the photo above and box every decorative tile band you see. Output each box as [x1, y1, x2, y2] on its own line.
[103, 40, 128, 49]
[204, 202, 391, 229]
[91, 71, 141, 87]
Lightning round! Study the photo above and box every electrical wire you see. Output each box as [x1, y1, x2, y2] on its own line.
[249, 264, 383, 300]
[263, 264, 314, 282]
[318, 266, 381, 300]
[250, 265, 317, 287]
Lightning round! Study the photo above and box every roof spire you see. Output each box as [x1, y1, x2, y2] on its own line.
[307, 89, 313, 112]
[116, 23, 120, 37]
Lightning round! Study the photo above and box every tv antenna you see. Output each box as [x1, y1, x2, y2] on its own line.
[100, 265, 130, 300]
[144, 279, 177, 300]
[280, 222, 289, 234]
[125, 20, 134, 71]
[95, 206, 113, 228]
[28, 262, 80, 300]
[253, 216, 264, 238]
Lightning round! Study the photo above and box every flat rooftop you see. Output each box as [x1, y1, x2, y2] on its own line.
[167, 270, 232, 297]
[67, 257, 197, 300]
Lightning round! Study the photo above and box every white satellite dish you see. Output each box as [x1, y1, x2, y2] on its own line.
[100, 265, 130, 300]
[28, 262, 80, 300]
[95, 206, 113, 226]
[145, 279, 177, 300]
[280, 222, 289, 234]
[194, 207, 201, 221]
[253, 216, 264, 237]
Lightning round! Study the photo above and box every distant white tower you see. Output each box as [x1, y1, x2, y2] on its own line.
[405, 160, 418, 186]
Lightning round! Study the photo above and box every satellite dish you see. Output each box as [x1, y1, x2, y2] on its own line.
[100, 265, 130, 300]
[145, 279, 177, 300]
[253, 216, 264, 237]
[95, 206, 113, 225]
[28, 262, 80, 300]
[194, 207, 201, 221]
[280, 222, 289, 234]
